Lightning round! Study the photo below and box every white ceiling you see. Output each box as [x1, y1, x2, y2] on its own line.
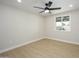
[0, 0, 79, 16]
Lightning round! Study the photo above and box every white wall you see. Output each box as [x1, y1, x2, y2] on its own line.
[0, 4, 45, 52]
[45, 10, 79, 43]
[0, 3, 79, 53]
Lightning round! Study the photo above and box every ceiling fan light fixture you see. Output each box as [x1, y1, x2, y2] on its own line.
[45, 10, 49, 13]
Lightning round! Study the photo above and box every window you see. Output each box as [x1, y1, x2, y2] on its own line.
[56, 16, 71, 31]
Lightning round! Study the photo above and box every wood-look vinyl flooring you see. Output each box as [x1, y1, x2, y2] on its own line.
[0, 39, 79, 58]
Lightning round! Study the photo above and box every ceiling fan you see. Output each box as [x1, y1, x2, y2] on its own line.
[34, 1, 61, 13]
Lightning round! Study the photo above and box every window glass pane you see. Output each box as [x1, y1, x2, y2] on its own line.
[56, 17, 61, 22]
[63, 16, 69, 21]
[56, 16, 71, 31]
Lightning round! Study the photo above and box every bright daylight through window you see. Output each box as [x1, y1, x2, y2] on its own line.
[56, 16, 71, 31]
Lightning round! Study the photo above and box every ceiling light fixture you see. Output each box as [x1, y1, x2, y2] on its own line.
[17, 0, 22, 3]
[45, 10, 49, 13]
[69, 4, 73, 7]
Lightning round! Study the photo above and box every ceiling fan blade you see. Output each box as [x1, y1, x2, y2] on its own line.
[40, 11, 45, 13]
[49, 7, 61, 10]
[49, 1, 53, 4]
[34, 6, 44, 9]
[48, 1, 53, 7]
[45, 1, 53, 7]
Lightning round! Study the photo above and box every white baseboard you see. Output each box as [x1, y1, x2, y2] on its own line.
[0, 37, 79, 54]
[45, 37, 79, 45]
[0, 38, 43, 54]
